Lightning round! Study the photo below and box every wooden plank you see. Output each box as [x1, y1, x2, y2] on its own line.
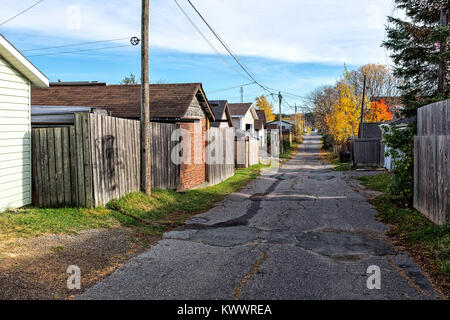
[122, 118, 130, 194]
[74, 113, 86, 207]
[33, 129, 42, 207]
[38, 129, 48, 207]
[109, 116, 118, 199]
[69, 126, 78, 206]
[54, 128, 64, 207]
[47, 128, 57, 207]
[137, 121, 142, 190]
[90, 114, 100, 206]
[84, 113, 94, 207]
[62, 127, 71, 206]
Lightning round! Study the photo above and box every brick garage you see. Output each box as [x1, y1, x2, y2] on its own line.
[32, 82, 215, 191]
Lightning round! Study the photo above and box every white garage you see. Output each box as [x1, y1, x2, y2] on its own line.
[0, 35, 49, 211]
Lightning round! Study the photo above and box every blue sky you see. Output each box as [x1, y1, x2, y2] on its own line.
[0, 0, 395, 113]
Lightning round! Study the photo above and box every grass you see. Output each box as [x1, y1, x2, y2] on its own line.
[323, 151, 351, 171]
[357, 173, 450, 295]
[279, 141, 299, 160]
[0, 164, 267, 241]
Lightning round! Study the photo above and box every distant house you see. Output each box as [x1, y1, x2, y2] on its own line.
[266, 119, 294, 133]
[254, 110, 267, 146]
[0, 35, 49, 211]
[208, 100, 233, 128]
[31, 82, 215, 191]
[228, 103, 259, 136]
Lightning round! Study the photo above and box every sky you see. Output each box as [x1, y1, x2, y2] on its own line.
[0, 0, 395, 113]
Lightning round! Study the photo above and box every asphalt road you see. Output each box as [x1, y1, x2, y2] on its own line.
[78, 134, 441, 300]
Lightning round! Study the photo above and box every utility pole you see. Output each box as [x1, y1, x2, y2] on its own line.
[141, 0, 151, 195]
[278, 92, 283, 153]
[294, 103, 298, 134]
[438, 3, 449, 96]
[240, 86, 244, 103]
[358, 75, 367, 139]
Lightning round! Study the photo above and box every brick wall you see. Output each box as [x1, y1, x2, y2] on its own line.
[178, 118, 207, 191]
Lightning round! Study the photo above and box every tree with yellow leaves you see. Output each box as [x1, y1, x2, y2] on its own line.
[255, 95, 275, 121]
[325, 72, 361, 144]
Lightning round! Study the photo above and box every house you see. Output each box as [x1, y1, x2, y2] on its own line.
[208, 100, 233, 128]
[0, 35, 49, 211]
[228, 103, 259, 136]
[31, 82, 215, 191]
[254, 110, 267, 146]
[266, 119, 294, 133]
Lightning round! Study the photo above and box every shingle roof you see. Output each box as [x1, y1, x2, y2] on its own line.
[209, 100, 233, 128]
[31, 83, 214, 120]
[209, 100, 228, 119]
[228, 103, 253, 117]
[254, 110, 267, 130]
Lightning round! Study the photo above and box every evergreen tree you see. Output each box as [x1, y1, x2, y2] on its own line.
[383, 0, 449, 116]
[381, 0, 449, 200]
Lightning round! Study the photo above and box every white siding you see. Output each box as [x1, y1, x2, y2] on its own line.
[0, 56, 31, 211]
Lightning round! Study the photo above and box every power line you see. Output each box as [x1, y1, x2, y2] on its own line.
[208, 82, 256, 94]
[184, 0, 306, 105]
[0, 0, 44, 26]
[26, 44, 132, 57]
[22, 37, 132, 52]
[185, 0, 269, 92]
[173, 0, 248, 80]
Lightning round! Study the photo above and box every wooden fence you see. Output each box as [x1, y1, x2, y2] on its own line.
[89, 113, 140, 206]
[352, 138, 384, 167]
[414, 100, 449, 225]
[151, 122, 180, 190]
[206, 127, 235, 186]
[235, 135, 260, 168]
[32, 113, 180, 208]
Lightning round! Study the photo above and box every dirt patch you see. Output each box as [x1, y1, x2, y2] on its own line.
[0, 228, 161, 300]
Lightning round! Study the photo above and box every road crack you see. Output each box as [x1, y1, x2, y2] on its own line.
[387, 257, 428, 297]
[234, 251, 268, 299]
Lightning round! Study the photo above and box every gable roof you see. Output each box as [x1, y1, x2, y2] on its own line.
[209, 100, 233, 127]
[228, 103, 258, 120]
[254, 110, 267, 130]
[0, 34, 48, 88]
[31, 83, 214, 120]
[267, 119, 294, 126]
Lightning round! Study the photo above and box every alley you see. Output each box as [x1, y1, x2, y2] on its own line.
[79, 134, 441, 300]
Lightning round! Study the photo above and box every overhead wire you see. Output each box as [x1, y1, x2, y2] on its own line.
[173, 0, 249, 80]
[26, 44, 132, 57]
[22, 37, 132, 52]
[0, 0, 44, 26]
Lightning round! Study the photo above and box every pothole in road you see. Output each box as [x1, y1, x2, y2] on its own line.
[308, 175, 335, 181]
[295, 229, 396, 262]
[187, 217, 210, 224]
[189, 226, 258, 247]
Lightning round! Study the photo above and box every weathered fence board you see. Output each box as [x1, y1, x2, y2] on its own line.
[414, 135, 449, 225]
[417, 99, 450, 136]
[150, 122, 180, 190]
[414, 100, 450, 225]
[352, 138, 384, 167]
[248, 137, 259, 166]
[90, 114, 141, 206]
[206, 127, 235, 185]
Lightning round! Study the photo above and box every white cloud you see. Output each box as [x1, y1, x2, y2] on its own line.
[0, 0, 393, 65]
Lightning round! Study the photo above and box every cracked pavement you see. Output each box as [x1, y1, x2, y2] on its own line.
[78, 134, 442, 300]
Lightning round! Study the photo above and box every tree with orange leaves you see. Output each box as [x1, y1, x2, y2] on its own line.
[365, 99, 393, 123]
